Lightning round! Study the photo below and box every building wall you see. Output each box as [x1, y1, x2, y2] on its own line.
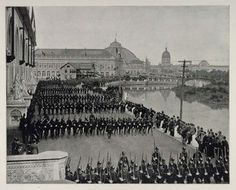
[34, 56, 117, 80]
[6, 7, 37, 128]
[60, 64, 77, 80]
[34, 58, 64, 80]
[6, 7, 36, 95]
[121, 63, 146, 76]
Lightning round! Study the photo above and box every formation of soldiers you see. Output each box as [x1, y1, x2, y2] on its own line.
[65, 147, 229, 184]
[19, 114, 154, 141]
[18, 81, 229, 159]
[36, 84, 124, 115]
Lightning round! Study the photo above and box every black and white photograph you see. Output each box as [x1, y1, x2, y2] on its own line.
[3, 1, 233, 186]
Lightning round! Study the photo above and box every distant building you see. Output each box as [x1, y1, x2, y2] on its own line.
[148, 49, 229, 77]
[34, 39, 148, 80]
[60, 62, 95, 80]
[199, 60, 210, 67]
[149, 47, 173, 76]
[190, 60, 229, 72]
[161, 47, 171, 65]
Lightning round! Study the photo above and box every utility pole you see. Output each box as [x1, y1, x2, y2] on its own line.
[178, 60, 191, 120]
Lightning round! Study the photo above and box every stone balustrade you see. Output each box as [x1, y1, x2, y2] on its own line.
[7, 151, 68, 183]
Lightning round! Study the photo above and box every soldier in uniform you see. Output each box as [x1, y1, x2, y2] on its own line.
[176, 169, 185, 183]
[203, 167, 211, 183]
[11, 137, 23, 155]
[214, 167, 222, 183]
[106, 122, 113, 139]
[61, 118, 66, 136]
[74, 167, 86, 183]
[49, 118, 55, 139]
[94, 161, 104, 183]
[119, 152, 129, 166]
[165, 170, 175, 183]
[180, 147, 188, 163]
[65, 166, 74, 181]
[66, 118, 72, 135]
[72, 117, 78, 135]
[128, 162, 139, 183]
[152, 147, 161, 163]
[169, 158, 178, 177]
[194, 168, 203, 183]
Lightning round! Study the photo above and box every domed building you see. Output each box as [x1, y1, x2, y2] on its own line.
[35, 38, 148, 80]
[105, 38, 139, 63]
[161, 47, 171, 65]
[199, 60, 210, 67]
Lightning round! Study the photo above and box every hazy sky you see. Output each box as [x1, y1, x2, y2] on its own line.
[34, 6, 229, 65]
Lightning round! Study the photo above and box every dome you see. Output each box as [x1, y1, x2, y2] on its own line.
[161, 47, 171, 65]
[109, 39, 122, 48]
[199, 60, 210, 67]
[106, 39, 139, 63]
[162, 48, 170, 59]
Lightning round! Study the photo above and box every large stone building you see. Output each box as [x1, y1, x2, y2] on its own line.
[34, 39, 148, 80]
[149, 48, 229, 77]
[149, 47, 174, 76]
[6, 7, 37, 127]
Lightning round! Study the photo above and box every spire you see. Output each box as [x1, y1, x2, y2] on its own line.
[115, 33, 117, 42]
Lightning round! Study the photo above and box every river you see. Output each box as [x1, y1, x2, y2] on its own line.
[123, 88, 229, 140]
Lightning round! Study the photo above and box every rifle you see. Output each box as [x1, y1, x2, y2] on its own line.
[145, 153, 150, 178]
[77, 156, 81, 170]
[140, 153, 144, 174]
[99, 158, 104, 183]
[90, 157, 93, 167]
[154, 139, 156, 152]
[98, 151, 100, 163]
[106, 152, 109, 166]
[66, 156, 71, 169]
[169, 152, 172, 166]
[177, 153, 179, 166]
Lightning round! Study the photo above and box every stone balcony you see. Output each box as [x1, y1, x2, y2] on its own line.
[7, 151, 68, 183]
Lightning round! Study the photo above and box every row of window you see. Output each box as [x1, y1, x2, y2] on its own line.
[35, 70, 60, 77]
[126, 70, 143, 74]
[95, 64, 115, 70]
[36, 63, 115, 70]
[37, 63, 62, 69]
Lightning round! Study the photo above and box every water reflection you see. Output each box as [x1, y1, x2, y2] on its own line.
[124, 87, 229, 139]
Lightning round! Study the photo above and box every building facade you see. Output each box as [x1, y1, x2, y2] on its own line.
[6, 7, 37, 127]
[60, 62, 95, 80]
[34, 39, 148, 80]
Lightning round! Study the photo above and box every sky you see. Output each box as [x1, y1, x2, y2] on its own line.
[34, 6, 229, 65]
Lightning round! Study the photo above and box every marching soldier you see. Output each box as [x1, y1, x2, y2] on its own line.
[186, 168, 194, 183]
[179, 147, 188, 163]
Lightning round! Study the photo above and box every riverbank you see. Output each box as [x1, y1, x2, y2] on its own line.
[173, 84, 229, 109]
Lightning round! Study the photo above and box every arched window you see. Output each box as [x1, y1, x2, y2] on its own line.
[6, 8, 15, 62]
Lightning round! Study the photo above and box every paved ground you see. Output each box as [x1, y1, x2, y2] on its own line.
[37, 128, 195, 172]
[7, 104, 196, 173]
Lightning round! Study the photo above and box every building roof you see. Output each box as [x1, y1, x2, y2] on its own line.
[105, 39, 140, 63]
[162, 48, 171, 59]
[60, 62, 95, 70]
[35, 49, 114, 59]
[199, 60, 210, 66]
[109, 39, 122, 48]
